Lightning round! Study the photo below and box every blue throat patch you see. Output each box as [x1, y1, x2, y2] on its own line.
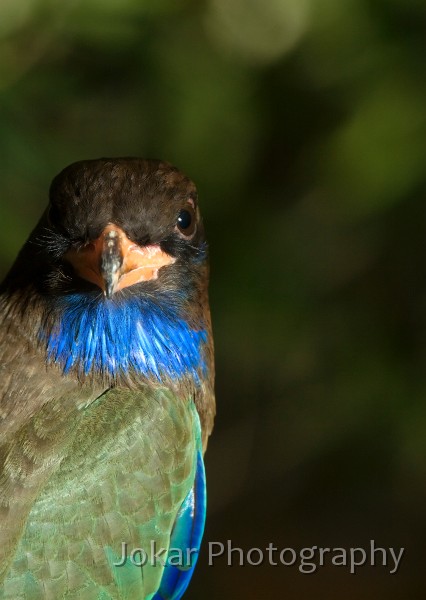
[41, 292, 207, 381]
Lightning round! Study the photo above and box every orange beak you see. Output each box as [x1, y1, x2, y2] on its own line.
[64, 224, 176, 298]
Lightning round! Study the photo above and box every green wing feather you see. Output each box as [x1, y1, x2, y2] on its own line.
[1, 386, 200, 600]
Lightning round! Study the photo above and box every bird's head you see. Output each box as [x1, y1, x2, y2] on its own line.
[1, 159, 213, 385]
[15, 158, 207, 300]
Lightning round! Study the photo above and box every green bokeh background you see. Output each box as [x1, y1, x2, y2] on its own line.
[1, 1, 425, 598]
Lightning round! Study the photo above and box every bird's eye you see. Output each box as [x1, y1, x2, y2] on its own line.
[176, 204, 196, 236]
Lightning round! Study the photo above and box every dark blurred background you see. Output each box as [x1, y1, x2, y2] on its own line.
[1, 1, 426, 598]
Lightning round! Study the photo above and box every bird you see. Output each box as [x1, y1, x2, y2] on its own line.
[0, 158, 215, 600]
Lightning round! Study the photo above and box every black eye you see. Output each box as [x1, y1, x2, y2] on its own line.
[176, 204, 196, 236]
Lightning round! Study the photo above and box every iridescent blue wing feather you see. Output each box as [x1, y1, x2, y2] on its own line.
[153, 451, 206, 600]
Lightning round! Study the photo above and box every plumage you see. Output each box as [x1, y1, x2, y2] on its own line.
[0, 158, 215, 599]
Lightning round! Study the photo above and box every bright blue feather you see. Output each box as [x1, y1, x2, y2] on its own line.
[41, 292, 207, 381]
[153, 450, 206, 600]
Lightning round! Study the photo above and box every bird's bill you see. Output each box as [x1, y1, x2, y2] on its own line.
[64, 224, 175, 297]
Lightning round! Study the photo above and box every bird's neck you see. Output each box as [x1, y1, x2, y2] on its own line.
[23, 290, 209, 384]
